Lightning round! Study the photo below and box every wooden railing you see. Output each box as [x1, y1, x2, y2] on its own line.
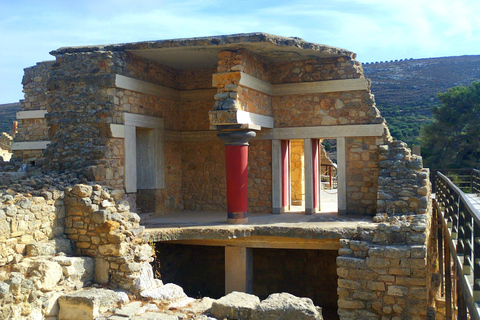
[434, 171, 480, 320]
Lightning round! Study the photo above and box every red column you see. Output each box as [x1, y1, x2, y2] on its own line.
[281, 140, 289, 211]
[218, 130, 256, 224]
[225, 144, 248, 223]
[312, 139, 319, 211]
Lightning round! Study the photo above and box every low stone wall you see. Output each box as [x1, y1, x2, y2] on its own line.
[337, 214, 430, 320]
[0, 186, 65, 266]
[63, 184, 154, 291]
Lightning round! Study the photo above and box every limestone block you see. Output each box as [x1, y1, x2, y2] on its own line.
[251, 293, 322, 320]
[55, 256, 94, 283]
[71, 184, 93, 198]
[98, 242, 130, 257]
[26, 238, 73, 256]
[336, 256, 365, 269]
[387, 285, 408, 297]
[94, 258, 110, 284]
[140, 283, 190, 304]
[211, 291, 260, 320]
[0, 281, 9, 298]
[43, 292, 61, 317]
[58, 288, 120, 320]
[35, 260, 63, 291]
[132, 262, 157, 292]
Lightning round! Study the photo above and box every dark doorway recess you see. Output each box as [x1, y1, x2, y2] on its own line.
[252, 248, 339, 320]
[155, 243, 225, 299]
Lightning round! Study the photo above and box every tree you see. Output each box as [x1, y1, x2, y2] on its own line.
[420, 81, 480, 169]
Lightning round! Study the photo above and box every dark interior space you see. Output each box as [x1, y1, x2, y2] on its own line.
[154, 243, 225, 299]
[154, 243, 339, 320]
[252, 248, 339, 320]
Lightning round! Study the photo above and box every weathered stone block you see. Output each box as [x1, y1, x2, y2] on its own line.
[336, 256, 365, 269]
[71, 184, 93, 198]
[94, 258, 110, 284]
[387, 285, 408, 297]
[58, 288, 120, 320]
[338, 279, 362, 290]
[251, 292, 322, 320]
[211, 291, 260, 320]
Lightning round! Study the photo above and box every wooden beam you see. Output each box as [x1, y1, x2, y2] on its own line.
[162, 236, 340, 250]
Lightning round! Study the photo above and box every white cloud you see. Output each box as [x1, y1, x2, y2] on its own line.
[1, 0, 480, 103]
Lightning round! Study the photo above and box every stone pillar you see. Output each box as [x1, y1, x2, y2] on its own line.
[217, 130, 256, 224]
[225, 246, 253, 294]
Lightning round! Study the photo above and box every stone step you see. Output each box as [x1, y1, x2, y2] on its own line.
[58, 288, 127, 320]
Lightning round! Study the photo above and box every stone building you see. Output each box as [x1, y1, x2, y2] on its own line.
[13, 33, 405, 218]
[3, 33, 436, 319]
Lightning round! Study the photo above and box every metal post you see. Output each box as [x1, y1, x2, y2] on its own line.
[445, 226, 452, 320]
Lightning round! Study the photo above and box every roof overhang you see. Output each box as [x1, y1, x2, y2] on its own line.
[50, 33, 356, 70]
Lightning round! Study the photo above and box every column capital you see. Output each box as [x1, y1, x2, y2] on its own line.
[217, 130, 256, 146]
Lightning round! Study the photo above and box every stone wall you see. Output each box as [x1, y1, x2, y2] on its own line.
[22, 61, 54, 111]
[181, 139, 226, 212]
[377, 140, 430, 215]
[337, 214, 430, 320]
[63, 184, 154, 291]
[272, 91, 381, 128]
[270, 56, 362, 83]
[14, 118, 49, 143]
[248, 139, 273, 213]
[0, 184, 65, 266]
[345, 137, 382, 215]
[44, 51, 118, 177]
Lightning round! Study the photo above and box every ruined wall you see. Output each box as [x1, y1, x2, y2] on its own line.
[12, 61, 54, 163]
[337, 214, 429, 320]
[0, 187, 65, 266]
[63, 184, 154, 291]
[22, 61, 53, 111]
[377, 140, 430, 215]
[44, 51, 119, 182]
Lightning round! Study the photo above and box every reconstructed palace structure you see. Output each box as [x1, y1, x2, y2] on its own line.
[3, 33, 437, 320]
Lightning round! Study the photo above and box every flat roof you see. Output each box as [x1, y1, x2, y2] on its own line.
[142, 211, 374, 244]
[50, 33, 355, 70]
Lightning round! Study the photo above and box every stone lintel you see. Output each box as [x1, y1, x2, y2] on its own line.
[209, 110, 273, 130]
[11, 141, 50, 150]
[16, 110, 47, 120]
[259, 124, 386, 140]
[273, 78, 369, 95]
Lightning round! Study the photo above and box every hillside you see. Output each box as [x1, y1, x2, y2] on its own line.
[363, 55, 480, 144]
[0, 103, 21, 134]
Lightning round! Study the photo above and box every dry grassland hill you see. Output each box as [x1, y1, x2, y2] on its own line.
[363, 55, 480, 144]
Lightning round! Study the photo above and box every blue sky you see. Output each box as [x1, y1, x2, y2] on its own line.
[1, 0, 480, 104]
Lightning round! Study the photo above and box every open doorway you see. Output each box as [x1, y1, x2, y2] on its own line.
[283, 139, 338, 214]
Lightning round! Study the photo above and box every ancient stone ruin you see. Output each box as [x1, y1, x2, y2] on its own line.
[0, 33, 438, 319]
